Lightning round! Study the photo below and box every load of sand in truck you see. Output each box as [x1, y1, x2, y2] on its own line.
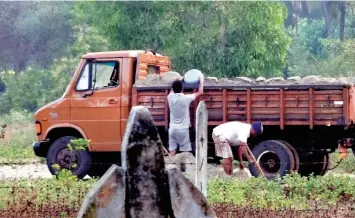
[134, 71, 355, 87]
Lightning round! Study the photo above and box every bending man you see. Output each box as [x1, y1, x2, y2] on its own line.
[212, 121, 263, 175]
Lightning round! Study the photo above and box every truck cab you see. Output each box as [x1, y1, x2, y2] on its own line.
[33, 50, 170, 178]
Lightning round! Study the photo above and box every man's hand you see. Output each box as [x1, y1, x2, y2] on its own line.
[239, 162, 245, 170]
[238, 141, 248, 169]
[194, 73, 204, 98]
[199, 74, 205, 85]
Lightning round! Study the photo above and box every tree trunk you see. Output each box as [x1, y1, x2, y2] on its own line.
[219, 10, 226, 53]
[217, 3, 227, 54]
[300, 1, 309, 18]
[284, 1, 296, 28]
[338, 1, 346, 41]
[323, 1, 334, 38]
[293, 1, 301, 35]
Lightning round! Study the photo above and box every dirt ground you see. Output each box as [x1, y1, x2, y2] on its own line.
[1, 201, 354, 218]
[0, 161, 353, 181]
[0, 162, 248, 181]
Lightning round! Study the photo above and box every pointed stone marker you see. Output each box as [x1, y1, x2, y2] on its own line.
[77, 106, 216, 218]
[195, 101, 208, 197]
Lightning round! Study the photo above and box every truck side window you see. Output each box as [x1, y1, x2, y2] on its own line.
[77, 64, 90, 91]
[94, 61, 119, 89]
[76, 61, 119, 91]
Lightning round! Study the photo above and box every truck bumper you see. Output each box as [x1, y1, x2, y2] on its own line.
[33, 141, 48, 158]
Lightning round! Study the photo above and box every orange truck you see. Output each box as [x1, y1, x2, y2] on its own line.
[33, 50, 355, 179]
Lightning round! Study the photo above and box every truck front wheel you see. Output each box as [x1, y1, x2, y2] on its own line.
[46, 136, 92, 179]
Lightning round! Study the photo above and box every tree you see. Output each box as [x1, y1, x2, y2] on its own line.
[75, 1, 291, 78]
[0, 78, 5, 93]
[338, 1, 346, 41]
[300, 1, 310, 18]
[0, 2, 75, 72]
[322, 1, 335, 38]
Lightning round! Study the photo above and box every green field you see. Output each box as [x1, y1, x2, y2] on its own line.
[0, 174, 355, 217]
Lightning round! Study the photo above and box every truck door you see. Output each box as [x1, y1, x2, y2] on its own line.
[71, 59, 123, 152]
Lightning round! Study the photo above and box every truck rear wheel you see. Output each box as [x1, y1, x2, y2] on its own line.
[298, 152, 329, 177]
[276, 140, 300, 172]
[46, 136, 92, 179]
[249, 140, 295, 180]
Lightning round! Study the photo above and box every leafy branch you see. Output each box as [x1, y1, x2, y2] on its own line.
[52, 138, 91, 184]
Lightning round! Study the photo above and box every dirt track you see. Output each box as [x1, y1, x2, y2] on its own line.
[0, 164, 53, 179]
[0, 162, 251, 181]
[0, 162, 354, 181]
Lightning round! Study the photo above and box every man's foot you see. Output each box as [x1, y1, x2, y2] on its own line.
[222, 158, 233, 175]
[169, 150, 176, 157]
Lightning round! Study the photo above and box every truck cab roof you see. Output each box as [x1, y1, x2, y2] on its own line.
[82, 50, 163, 59]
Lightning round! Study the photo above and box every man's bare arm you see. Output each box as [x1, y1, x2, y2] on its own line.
[193, 74, 204, 98]
[238, 146, 244, 168]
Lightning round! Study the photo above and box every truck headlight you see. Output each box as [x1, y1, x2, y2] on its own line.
[35, 121, 42, 136]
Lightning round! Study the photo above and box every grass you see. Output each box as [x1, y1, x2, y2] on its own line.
[0, 110, 40, 164]
[207, 173, 355, 210]
[330, 149, 355, 174]
[0, 178, 97, 210]
[0, 173, 354, 215]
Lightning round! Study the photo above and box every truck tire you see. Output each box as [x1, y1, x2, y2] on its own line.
[276, 140, 300, 172]
[46, 136, 92, 179]
[298, 152, 329, 177]
[249, 140, 294, 180]
[321, 153, 330, 175]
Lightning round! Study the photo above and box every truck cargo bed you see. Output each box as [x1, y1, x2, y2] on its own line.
[133, 84, 355, 129]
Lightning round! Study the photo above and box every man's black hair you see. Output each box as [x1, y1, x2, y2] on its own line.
[172, 80, 183, 93]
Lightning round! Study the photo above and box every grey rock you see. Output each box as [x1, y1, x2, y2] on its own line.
[234, 77, 253, 83]
[162, 71, 182, 82]
[255, 77, 266, 82]
[266, 77, 284, 83]
[218, 78, 234, 85]
[321, 77, 338, 84]
[168, 168, 216, 218]
[134, 74, 163, 86]
[286, 76, 301, 82]
[205, 77, 218, 84]
[300, 75, 320, 84]
[342, 77, 353, 84]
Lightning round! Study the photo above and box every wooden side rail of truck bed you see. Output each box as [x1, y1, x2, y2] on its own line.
[132, 84, 355, 130]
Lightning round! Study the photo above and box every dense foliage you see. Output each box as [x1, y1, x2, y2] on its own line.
[76, 1, 290, 78]
[0, 1, 355, 113]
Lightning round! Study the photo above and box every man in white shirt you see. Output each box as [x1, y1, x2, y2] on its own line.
[212, 121, 263, 175]
[167, 75, 204, 157]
